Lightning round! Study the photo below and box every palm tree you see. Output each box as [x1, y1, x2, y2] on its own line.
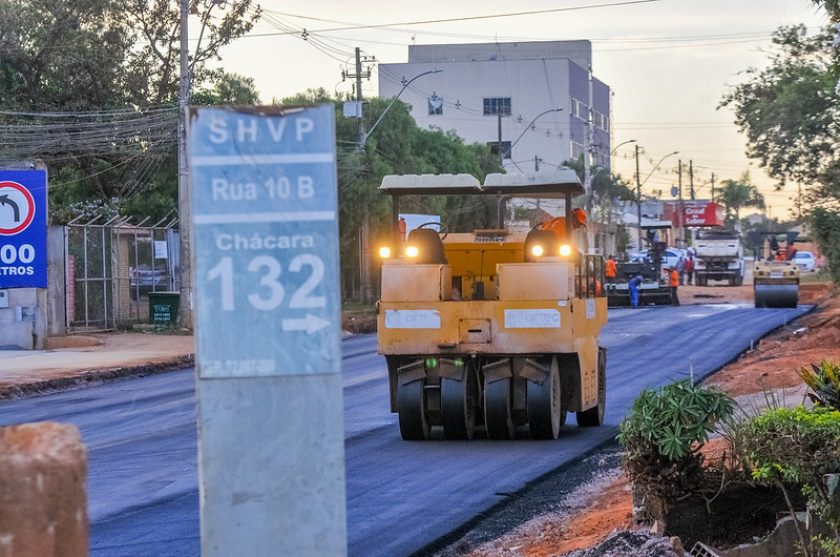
[719, 173, 765, 226]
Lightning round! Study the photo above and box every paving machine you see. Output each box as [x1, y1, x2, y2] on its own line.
[376, 171, 607, 440]
[606, 224, 673, 307]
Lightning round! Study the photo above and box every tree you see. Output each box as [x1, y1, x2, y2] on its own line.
[0, 0, 262, 223]
[720, 25, 840, 206]
[121, 0, 260, 104]
[0, 0, 131, 109]
[718, 174, 765, 225]
[192, 72, 260, 105]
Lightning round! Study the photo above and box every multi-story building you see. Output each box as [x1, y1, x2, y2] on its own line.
[378, 40, 611, 173]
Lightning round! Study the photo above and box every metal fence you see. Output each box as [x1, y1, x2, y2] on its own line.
[65, 213, 179, 331]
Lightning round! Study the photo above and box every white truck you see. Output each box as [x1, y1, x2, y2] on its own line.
[693, 230, 744, 286]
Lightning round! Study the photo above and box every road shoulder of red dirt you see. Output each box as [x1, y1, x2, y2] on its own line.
[434, 282, 836, 556]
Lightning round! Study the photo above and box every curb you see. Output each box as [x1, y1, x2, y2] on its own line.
[0, 355, 195, 400]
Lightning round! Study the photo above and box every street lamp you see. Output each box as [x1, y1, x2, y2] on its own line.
[496, 107, 563, 227]
[610, 138, 636, 157]
[501, 107, 564, 162]
[636, 149, 679, 250]
[362, 68, 443, 145]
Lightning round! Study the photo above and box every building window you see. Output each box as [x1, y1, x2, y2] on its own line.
[428, 95, 443, 116]
[483, 97, 511, 116]
[487, 141, 512, 159]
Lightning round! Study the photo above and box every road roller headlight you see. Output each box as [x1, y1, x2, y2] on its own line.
[379, 246, 391, 259]
[559, 244, 572, 257]
[405, 245, 419, 258]
[531, 245, 544, 257]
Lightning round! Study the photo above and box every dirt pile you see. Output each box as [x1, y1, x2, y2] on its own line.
[558, 530, 683, 557]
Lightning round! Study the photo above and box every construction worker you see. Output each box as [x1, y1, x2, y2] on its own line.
[685, 254, 695, 285]
[605, 255, 617, 284]
[669, 266, 680, 306]
[628, 275, 643, 308]
[540, 208, 588, 239]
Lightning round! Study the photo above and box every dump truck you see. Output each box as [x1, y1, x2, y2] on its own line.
[376, 171, 607, 440]
[694, 229, 744, 286]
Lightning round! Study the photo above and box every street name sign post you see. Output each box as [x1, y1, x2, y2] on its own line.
[0, 169, 47, 288]
[190, 105, 347, 556]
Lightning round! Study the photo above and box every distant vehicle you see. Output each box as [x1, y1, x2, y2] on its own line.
[694, 230, 744, 286]
[792, 251, 816, 272]
[630, 248, 683, 270]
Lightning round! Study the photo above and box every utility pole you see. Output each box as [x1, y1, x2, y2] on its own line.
[352, 47, 374, 303]
[534, 154, 540, 172]
[355, 47, 365, 144]
[497, 111, 504, 227]
[677, 160, 684, 247]
[583, 66, 594, 250]
[710, 172, 716, 204]
[177, 0, 192, 329]
[635, 144, 642, 251]
[689, 160, 695, 200]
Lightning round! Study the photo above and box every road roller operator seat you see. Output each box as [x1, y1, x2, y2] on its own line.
[406, 227, 446, 264]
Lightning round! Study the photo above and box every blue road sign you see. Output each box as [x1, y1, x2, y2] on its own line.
[0, 169, 47, 288]
[190, 106, 340, 377]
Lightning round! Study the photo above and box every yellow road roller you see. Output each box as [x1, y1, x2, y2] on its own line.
[754, 259, 799, 308]
[376, 171, 607, 440]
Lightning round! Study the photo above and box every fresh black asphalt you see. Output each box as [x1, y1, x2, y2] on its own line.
[0, 304, 809, 556]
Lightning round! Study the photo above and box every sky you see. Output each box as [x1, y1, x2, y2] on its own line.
[208, 0, 827, 218]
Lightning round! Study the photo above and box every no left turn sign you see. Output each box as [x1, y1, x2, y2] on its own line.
[0, 181, 36, 236]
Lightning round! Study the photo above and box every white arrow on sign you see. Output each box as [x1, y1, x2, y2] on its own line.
[281, 314, 330, 334]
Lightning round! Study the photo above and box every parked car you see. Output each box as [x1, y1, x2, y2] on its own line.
[792, 250, 816, 272]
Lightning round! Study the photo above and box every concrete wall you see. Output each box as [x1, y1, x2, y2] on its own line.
[0, 287, 47, 349]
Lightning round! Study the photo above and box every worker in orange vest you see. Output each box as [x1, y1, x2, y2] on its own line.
[669, 266, 680, 306]
[605, 255, 617, 283]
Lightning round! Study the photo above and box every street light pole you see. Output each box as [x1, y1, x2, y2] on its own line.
[497, 107, 563, 227]
[636, 149, 679, 250]
[363, 68, 442, 145]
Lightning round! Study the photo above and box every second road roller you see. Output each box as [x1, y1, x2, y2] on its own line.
[754, 258, 800, 308]
[376, 170, 607, 440]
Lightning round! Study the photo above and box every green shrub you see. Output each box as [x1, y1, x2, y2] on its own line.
[799, 361, 840, 410]
[745, 406, 840, 545]
[618, 380, 736, 500]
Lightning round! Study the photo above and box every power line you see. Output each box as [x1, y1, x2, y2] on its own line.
[262, 1, 666, 34]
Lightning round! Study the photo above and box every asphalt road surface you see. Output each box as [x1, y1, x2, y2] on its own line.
[0, 304, 809, 556]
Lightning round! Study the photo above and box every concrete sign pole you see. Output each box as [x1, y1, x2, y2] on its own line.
[189, 105, 347, 556]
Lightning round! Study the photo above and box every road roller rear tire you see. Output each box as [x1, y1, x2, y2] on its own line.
[484, 378, 515, 440]
[398, 380, 430, 440]
[441, 362, 478, 440]
[578, 347, 606, 427]
[527, 356, 563, 440]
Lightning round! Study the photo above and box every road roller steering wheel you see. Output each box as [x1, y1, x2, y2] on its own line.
[417, 222, 449, 240]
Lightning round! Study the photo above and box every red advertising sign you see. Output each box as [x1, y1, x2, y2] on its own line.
[662, 201, 724, 227]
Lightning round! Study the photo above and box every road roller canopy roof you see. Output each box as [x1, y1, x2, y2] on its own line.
[379, 169, 583, 198]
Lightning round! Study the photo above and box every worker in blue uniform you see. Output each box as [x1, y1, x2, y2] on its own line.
[628, 274, 643, 308]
